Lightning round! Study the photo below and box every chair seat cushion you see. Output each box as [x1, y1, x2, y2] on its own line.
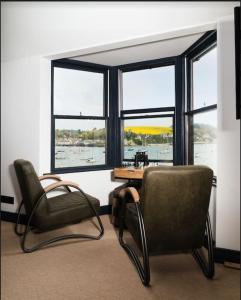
[35, 191, 100, 231]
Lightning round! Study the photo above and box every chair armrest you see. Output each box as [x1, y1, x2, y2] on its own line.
[119, 187, 140, 203]
[39, 174, 61, 181]
[44, 180, 79, 193]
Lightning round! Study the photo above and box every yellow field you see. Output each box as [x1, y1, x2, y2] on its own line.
[124, 126, 172, 135]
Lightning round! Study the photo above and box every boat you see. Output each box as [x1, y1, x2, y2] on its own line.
[87, 158, 96, 163]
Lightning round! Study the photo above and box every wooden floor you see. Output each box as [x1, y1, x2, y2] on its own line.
[1, 216, 240, 300]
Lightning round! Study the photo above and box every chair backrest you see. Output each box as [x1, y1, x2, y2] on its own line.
[14, 159, 46, 215]
[140, 165, 213, 254]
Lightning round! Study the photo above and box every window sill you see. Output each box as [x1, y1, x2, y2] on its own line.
[48, 165, 113, 175]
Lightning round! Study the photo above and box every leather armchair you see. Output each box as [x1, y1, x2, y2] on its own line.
[13, 159, 104, 253]
[118, 165, 215, 286]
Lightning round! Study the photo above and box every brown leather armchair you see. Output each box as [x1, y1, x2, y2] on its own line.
[14, 159, 104, 253]
[117, 165, 215, 286]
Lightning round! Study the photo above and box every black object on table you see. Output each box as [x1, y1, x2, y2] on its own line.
[134, 151, 149, 168]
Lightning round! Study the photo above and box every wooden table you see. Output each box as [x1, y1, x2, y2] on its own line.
[113, 168, 144, 180]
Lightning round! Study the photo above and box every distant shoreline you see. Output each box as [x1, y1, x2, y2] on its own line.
[56, 144, 104, 147]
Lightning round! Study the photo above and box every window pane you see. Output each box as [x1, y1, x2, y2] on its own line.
[193, 47, 217, 109]
[122, 65, 175, 110]
[54, 67, 104, 116]
[55, 119, 106, 168]
[123, 117, 173, 161]
[193, 110, 217, 174]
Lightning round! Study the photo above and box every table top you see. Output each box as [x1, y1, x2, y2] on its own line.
[113, 168, 144, 180]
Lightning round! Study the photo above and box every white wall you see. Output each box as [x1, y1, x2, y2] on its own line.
[216, 17, 240, 251]
[1, 3, 240, 250]
[1, 56, 41, 212]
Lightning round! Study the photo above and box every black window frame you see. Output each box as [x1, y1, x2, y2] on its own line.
[117, 56, 183, 165]
[50, 32, 218, 173]
[184, 31, 217, 175]
[51, 59, 112, 173]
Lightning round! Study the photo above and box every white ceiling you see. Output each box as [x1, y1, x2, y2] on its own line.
[70, 32, 204, 66]
[2, 1, 239, 62]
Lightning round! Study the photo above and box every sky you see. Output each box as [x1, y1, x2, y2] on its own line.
[192, 47, 217, 127]
[55, 46, 217, 130]
[54, 67, 103, 117]
[193, 47, 217, 110]
[122, 65, 175, 110]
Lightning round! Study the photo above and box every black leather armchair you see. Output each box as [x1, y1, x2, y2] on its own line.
[14, 159, 104, 253]
[118, 165, 215, 286]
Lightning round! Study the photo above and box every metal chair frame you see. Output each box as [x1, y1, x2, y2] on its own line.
[118, 197, 214, 286]
[15, 185, 104, 253]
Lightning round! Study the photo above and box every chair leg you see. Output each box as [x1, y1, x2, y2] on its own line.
[15, 200, 39, 238]
[119, 202, 150, 286]
[15, 200, 26, 236]
[21, 225, 104, 253]
[192, 214, 215, 279]
[17, 189, 104, 253]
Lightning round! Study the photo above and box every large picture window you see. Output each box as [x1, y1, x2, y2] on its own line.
[51, 61, 108, 172]
[186, 34, 217, 175]
[50, 31, 216, 173]
[120, 62, 176, 165]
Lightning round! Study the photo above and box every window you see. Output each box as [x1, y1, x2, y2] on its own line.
[123, 116, 174, 161]
[192, 48, 217, 110]
[55, 119, 106, 169]
[193, 111, 217, 173]
[51, 61, 109, 172]
[186, 35, 217, 175]
[50, 31, 216, 173]
[122, 66, 175, 110]
[120, 62, 176, 165]
[54, 67, 104, 116]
